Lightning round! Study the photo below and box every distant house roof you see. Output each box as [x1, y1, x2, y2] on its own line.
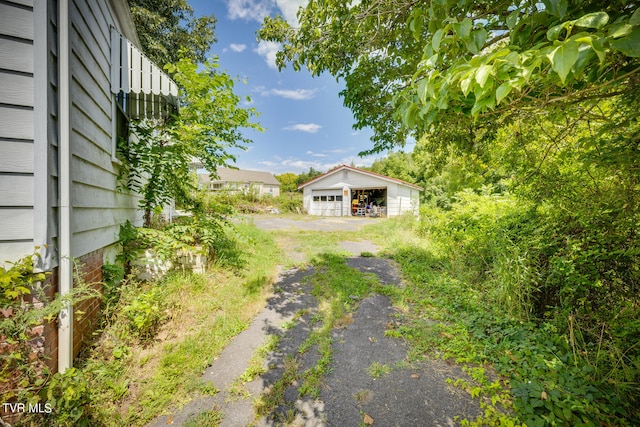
[298, 164, 423, 191]
[199, 168, 280, 186]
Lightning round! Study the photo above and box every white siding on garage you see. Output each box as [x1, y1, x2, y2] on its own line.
[300, 166, 421, 217]
[67, 0, 140, 258]
[0, 1, 35, 265]
[309, 190, 343, 216]
[389, 184, 419, 216]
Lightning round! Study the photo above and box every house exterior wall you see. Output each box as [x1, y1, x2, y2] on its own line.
[391, 184, 420, 216]
[1, 0, 148, 371]
[262, 183, 280, 197]
[69, 0, 141, 259]
[302, 168, 390, 215]
[1, 0, 141, 266]
[0, 0, 37, 264]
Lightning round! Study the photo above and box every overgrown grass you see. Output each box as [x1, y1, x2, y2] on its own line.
[363, 208, 639, 426]
[273, 229, 354, 267]
[77, 221, 282, 426]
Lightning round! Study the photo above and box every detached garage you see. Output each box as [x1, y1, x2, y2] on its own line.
[299, 165, 422, 217]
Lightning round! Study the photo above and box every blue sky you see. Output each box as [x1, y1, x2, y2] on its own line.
[189, 0, 382, 175]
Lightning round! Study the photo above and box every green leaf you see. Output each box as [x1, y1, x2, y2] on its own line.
[542, 0, 568, 18]
[547, 40, 580, 84]
[496, 82, 513, 104]
[609, 23, 633, 39]
[458, 18, 472, 39]
[432, 28, 444, 52]
[610, 27, 640, 57]
[630, 8, 640, 26]
[404, 104, 419, 128]
[574, 12, 609, 29]
[466, 29, 487, 54]
[574, 34, 606, 64]
[547, 23, 565, 41]
[475, 64, 493, 88]
[506, 9, 519, 29]
[460, 75, 473, 97]
[417, 79, 428, 103]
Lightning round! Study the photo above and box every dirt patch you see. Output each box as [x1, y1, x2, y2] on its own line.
[251, 214, 378, 232]
[338, 239, 379, 255]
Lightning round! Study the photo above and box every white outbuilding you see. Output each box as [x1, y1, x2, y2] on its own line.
[299, 165, 422, 217]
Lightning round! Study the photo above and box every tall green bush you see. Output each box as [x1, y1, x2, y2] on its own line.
[417, 188, 640, 424]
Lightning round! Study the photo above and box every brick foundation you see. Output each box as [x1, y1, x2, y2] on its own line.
[0, 250, 106, 422]
[71, 250, 104, 357]
[41, 269, 59, 372]
[33, 249, 105, 372]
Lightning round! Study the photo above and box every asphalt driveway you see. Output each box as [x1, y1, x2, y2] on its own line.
[149, 215, 482, 426]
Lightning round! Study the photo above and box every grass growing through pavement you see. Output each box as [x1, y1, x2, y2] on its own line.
[228, 334, 282, 400]
[366, 362, 392, 379]
[183, 408, 224, 427]
[254, 252, 382, 420]
[361, 216, 524, 425]
[81, 221, 282, 426]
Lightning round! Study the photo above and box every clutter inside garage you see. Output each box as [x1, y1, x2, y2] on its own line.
[351, 188, 387, 217]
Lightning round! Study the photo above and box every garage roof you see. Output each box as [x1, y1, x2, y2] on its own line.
[298, 164, 423, 191]
[200, 168, 280, 186]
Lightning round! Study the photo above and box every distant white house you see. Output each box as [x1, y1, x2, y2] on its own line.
[299, 165, 422, 217]
[199, 168, 281, 197]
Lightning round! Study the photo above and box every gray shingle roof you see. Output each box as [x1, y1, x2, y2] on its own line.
[199, 168, 280, 186]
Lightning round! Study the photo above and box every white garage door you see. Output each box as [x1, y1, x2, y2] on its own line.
[311, 190, 344, 216]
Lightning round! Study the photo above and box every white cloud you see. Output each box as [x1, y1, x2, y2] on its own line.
[278, 159, 337, 172]
[257, 87, 316, 100]
[306, 150, 327, 157]
[254, 40, 281, 69]
[257, 160, 277, 167]
[283, 123, 322, 133]
[257, 153, 377, 174]
[271, 88, 316, 100]
[229, 43, 247, 52]
[225, 0, 309, 25]
[275, 0, 308, 25]
[227, 0, 271, 22]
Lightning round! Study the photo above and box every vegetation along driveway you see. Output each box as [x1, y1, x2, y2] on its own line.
[149, 215, 484, 426]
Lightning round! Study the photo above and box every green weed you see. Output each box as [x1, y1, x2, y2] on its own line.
[373, 210, 640, 426]
[73, 222, 282, 426]
[183, 408, 223, 427]
[366, 362, 392, 379]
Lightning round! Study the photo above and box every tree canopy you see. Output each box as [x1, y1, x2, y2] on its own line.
[128, 0, 216, 65]
[259, 0, 640, 152]
[118, 55, 262, 225]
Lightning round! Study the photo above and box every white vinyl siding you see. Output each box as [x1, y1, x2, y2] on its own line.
[0, 1, 35, 265]
[310, 190, 343, 216]
[0, 3, 33, 40]
[67, 0, 140, 258]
